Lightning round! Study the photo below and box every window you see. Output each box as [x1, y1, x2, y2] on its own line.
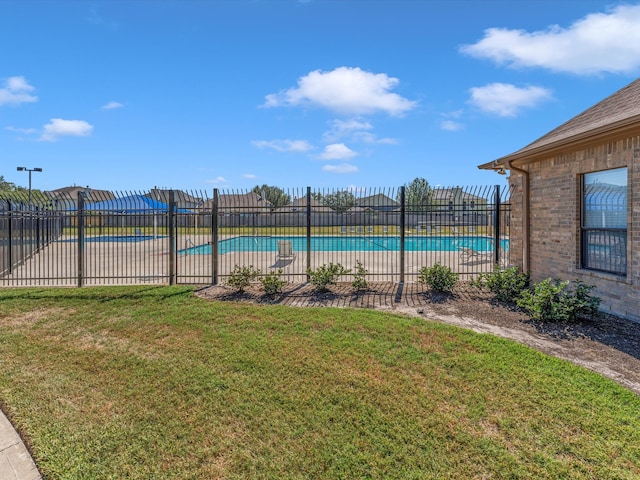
[581, 168, 627, 275]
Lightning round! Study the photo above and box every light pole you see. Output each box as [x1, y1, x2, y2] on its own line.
[16, 166, 43, 209]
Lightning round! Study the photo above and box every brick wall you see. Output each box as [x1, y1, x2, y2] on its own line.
[507, 134, 639, 322]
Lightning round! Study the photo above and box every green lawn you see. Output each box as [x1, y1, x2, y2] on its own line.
[0, 286, 638, 479]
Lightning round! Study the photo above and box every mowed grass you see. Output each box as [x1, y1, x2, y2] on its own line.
[0, 287, 638, 479]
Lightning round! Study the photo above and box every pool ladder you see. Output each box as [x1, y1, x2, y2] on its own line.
[184, 238, 196, 255]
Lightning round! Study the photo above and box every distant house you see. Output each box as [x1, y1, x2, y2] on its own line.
[355, 193, 399, 212]
[203, 192, 271, 215]
[431, 187, 487, 213]
[47, 186, 115, 210]
[274, 197, 334, 214]
[345, 206, 373, 215]
[147, 188, 204, 210]
[478, 77, 640, 321]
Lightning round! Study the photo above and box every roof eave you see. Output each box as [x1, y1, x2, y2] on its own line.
[478, 114, 640, 171]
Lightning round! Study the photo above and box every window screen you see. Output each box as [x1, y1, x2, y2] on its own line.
[581, 168, 627, 275]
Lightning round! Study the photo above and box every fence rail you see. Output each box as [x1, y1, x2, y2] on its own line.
[0, 185, 511, 287]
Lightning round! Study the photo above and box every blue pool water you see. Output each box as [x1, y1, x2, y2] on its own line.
[181, 235, 509, 255]
[62, 235, 166, 243]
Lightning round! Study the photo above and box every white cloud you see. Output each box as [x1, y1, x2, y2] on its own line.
[443, 109, 463, 119]
[440, 120, 463, 131]
[5, 126, 38, 135]
[86, 7, 120, 30]
[354, 132, 397, 144]
[242, 173, 257, 179]
[206, 176, 227, 185]
[0, 76, 38, 106]
[322, 163, 359, 174]
[323, 118, 372, 142]
[39, 118, 94, 141]
[468, 83, 552, 117]
[263, 66, 416, 116]
[329, 119, 373, 136]
[252, 139, 314, 153]
[315, 143, 358, 160]
[323, 118, 396, 144]
[460, 4, 640, 74]
[102, 101, 123, 110]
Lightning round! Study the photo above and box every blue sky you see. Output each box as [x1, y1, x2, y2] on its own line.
[2, 0, 640, 193]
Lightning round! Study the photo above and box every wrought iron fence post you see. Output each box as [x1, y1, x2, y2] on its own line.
[212, 188, 219, 285]
[36, 206, 40, 252]
[169, 190, 176, 285]
[7, 200, 13, 274]
[19, 204, 24, 266]
[77, 192, 85, 287]
[494, 185, 501, 268]
[400, 186, 405, 283]
[306, 186, 311, 280]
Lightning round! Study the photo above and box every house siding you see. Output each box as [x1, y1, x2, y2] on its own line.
[508, 134, 640, 321]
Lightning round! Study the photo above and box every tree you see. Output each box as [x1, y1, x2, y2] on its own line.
[251, 184, 291, 209]
[0, 176, 17, 192]
[400, 177, 434, 212]
[321, 190, 356, 213]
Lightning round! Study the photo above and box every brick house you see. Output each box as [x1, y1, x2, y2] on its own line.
[479, 78, 640, 321]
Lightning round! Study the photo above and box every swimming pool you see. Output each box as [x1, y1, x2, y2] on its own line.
[181, 235, 509, 255]
[61, 235, 166, 243]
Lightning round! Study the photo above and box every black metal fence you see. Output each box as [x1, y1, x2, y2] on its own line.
[0, 185, 511, 287]
[0, 197, 63, 277]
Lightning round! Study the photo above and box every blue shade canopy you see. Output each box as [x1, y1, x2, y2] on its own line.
[78, 195, 190, 213]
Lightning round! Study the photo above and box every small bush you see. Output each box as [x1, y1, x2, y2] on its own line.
[261, 269, 287, 295]
[471, 266, 530, 303]
[418, 262, 458, 294]
[571, 280, 601, 317]
[307, 263, 351, 292]
[516, 278, 601, 322]
[226, 264, 261, 293]
[351, 260, 369, 292]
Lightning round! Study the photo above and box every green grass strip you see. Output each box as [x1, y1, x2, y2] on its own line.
[0, 286, 638, 479]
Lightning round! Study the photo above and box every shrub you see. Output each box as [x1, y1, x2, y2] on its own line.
[471, 266, 530, 303]
[418, 262, 458, 294]
[226, 264, 261, 293]
[260, 269, 287, 295]
[307, 263, 351, 292]
[516, 278, 601, 322]
[351, 260, 369, 292]
[566, 280, 601, 319]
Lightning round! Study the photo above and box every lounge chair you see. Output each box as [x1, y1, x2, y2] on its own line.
[458, 247, 492, 263]
[276, 240, 296, 261]
[356, 226, 363, 234]
[367, 226, 373, 234]
[340, 226, 347, 234]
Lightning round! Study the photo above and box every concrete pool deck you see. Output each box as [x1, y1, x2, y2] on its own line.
[1, 234, 507, 287]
